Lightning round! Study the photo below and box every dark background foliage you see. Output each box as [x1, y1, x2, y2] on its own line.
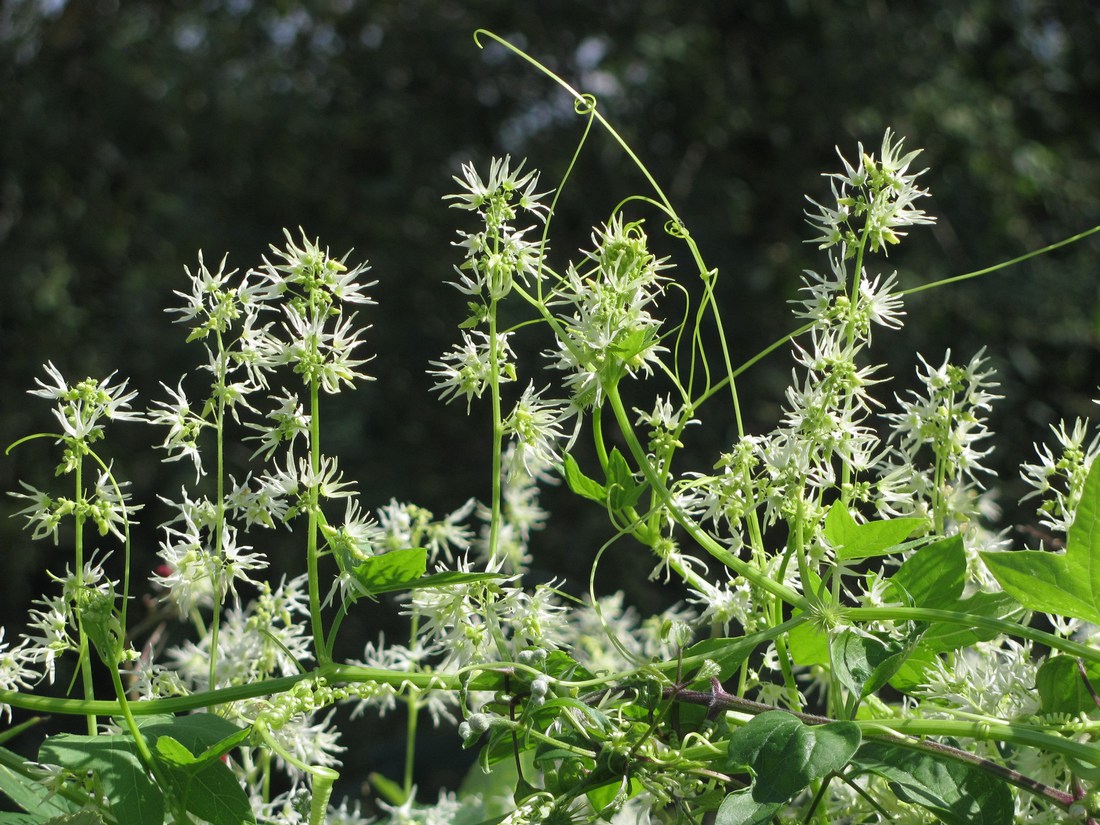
[2, 0, 1099, 809]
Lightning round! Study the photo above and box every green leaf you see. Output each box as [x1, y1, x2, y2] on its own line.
[824, 501, 924, 560]
[981, 459, 1100, 623]
[715, 790, 781, 825]
[788, 620, 830, 668]
[368, 772, 408, 806]
[154, 745, 254, 825]
[155, 736, 196, 765]
[137, 715, 254, 825]
[41, 815, 105, 825]
[889, 535, 1026, 652]
[542, 650, 597, 683]
[350, 547, 428, 597]
[0, 815, 43, 825]
[39, 734, 163, 825]
[787, 566, 831, 669]
[889, 534, 966, 607]
[853, 742, 1013, 825]
[918, 592, 1025, 652]
[586, 775, 642, 816]
[0, 746, 77, 818]
[1036, 655, 1100, 715]
[341, 552, 505, 599]
[831, 628, 924, 700]
[138, 717, 253, 825]
[725, 711, 861, 804]
[137, 714, 247, 763]
[80, 591, 124, 667]
[562, 453, 607, 503]
[606, 448, 645, 510]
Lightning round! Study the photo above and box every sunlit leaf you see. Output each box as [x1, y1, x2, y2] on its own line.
[715, 790, 781, 825]
[981, 459, 1100, 623]
[824, 501, 924, 560]
[350, 547, 428, 596]
[562, 453, 606, 503]
[39, 735, 162, 825]
[1036, 656, 1100, 715]
[831, 627, 924, 700]
[725, 711, 860, 804]
[854, 742, 1012, 825]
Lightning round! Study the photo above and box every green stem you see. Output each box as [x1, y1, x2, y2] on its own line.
[403, 686, 420, 798]
[901, 223, 1100, 298]
[255, 720, 338, 825]
[208, 383, 227, 690]
[0, 664, 497, 718]
[72, 454, 97, 736]
[487, 304, 504, 560]
[403, 612, 421, 798]
[847, 605, 1100, 664]
[307, 376, 329, 664]
[474, 31, 677, 231]
[604, 383, 809, 611]
[103, 646, 195, 823]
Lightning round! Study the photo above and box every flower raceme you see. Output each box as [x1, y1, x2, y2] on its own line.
[805, 127, 935, 256]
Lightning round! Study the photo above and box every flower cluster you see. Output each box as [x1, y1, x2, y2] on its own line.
[3, 118, 1099, 825]
[1021, 416, 1100, 536]
[545, 215, 671, 408]
[806, 127, 935, 256]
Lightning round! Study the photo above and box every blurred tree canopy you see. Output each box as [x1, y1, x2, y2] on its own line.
[2, 0, 1099, 603]
[2, 0, 1099, 803]
[2, 0, 1099, 632]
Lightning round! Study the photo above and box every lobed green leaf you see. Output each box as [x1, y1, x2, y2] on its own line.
[725, 711, 861, 804]
[824, 501, 924, 560]
[853, 742, 1013, 825]
[981, 459, 1100, 624]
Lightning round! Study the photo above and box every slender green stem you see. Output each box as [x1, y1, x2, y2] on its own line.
[255, 719, 339, 825]
[0, 664, 500, 718]
[867, 717, 1100, 775]
[307, 376, 329, 664]
[901, 223, 1100, 298]
[208, 379, 227, 690]
[106, 650, 195, 823]
[847, 605, 1100, 664]
[108, 666, 156, 776]
[604, 383, 809, 611]
[487, 304, 504, 560]
[72, 454, 97, 736]
[403, 686, 420, 798]
[403, 612, 421, 798]
[474, 30, 677, 229]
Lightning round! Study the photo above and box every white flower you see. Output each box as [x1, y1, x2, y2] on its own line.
[257, 227, 376, 306]
[245, 391, 311, 461]
[445, 155, 550, 221]
[9, 482, 62, 544]
[502, 382, 575, 472]
[152, 521, 217, 615]
[806, 128, 935, 255]
[407, 556, 515, 669]
[0, 628, 39, 713]
[24, 595, 75, 684]
[428, 330, 516, 411]
[29, 363, 141, 448]
[1020, 417, 1100, 535]
[148, 378, 214, 479]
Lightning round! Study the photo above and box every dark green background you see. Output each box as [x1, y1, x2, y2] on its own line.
[2, 0, 1099, 810]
